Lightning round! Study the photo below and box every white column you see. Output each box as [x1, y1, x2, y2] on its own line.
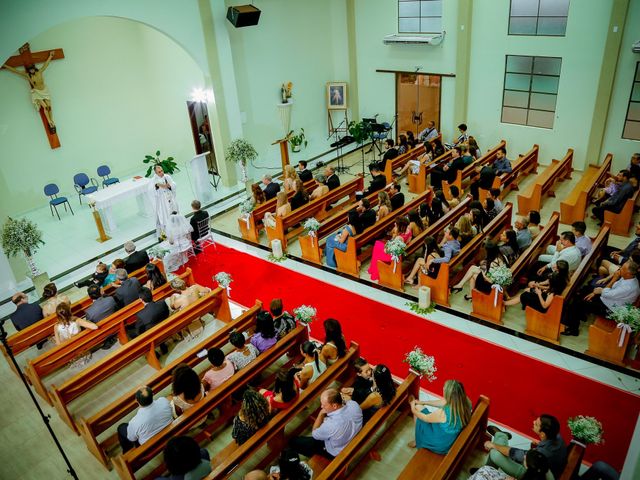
[0, 246, 17, 300]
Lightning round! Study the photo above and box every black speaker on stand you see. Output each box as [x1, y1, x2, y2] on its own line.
[226, 5, 261, 28]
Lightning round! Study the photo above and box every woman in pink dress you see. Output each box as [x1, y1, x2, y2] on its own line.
[368, 216, 412, 281]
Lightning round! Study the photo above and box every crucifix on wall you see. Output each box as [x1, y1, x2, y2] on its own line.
[2, 43, 64, 149]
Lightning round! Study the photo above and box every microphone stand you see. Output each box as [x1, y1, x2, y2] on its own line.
[0, 320, 79, 479]
[331, 118, 350, 174]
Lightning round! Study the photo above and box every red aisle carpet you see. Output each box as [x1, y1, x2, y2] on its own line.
[184, 243, 640, 470]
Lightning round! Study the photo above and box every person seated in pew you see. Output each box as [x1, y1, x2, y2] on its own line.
[251, 311, 278, 353]
[157, 435, 212, 480]
[167, 364, 206, 419]
[469, 447, 551, 480]
[340, 358, 374, 404]
[324, 210, 358, 268]
[498, 229, 521, 265]
[562, 260, 640, 336]
[290, 179, 310, 211]
[449, 185, 461, 208]
[598, 222, 640, 276]
[406, 130, 416, 145]
[296, 341, 327, 390]
[263, 191, 292, 229]
[118, 386, 173, 453]
[469, 201, 489, 229]
[571, 221, 592, 257]
[377, 138, 399, 171]
[493, 147, 513, 175]
[535, 231, 581, 279]
[202, 347, 234, 392]
[267, 449, 313, 480]
[489, 188, 503, 212]
[309, 173, 329, 200]
[102, 259, 126, 287]
[451, 240, 510, 300]
[168, 278, 211, 312]
[85, 284, 118, 324]
[430, 146, 465, 190]
[114, 268, 142, 308]
[389, 181, 405, 211]
[53, 302, 98, 345]
[435, 189, 451, 214]
[504, 260, 569, 313]
[528, 211, 541, 239]
[445, 123, 469, 150]
[260, 367, 300, 411]
[408, 379, 471, 453]
[368, 216, 413, 281]
[469, 162, 496, 201]
[432, 227, 461, 266]
[41, 282, 70, 317]
[628, 152, 640, 181]
[232, 388, 271, 445]
[376, 190, 393, 221]
[397, 140, 434, 178]
[397, 134, 410, 155]
[408, 209, 425, 237]
[592, 170, 634, 225]
[514, 217, 533, 251]
[290, 387, 363, 459]
[297, 160, 313, 182]
[144, 262, 167, 291]
[591, 175, 619, 207]
[262, 174, 281, 201]
[468, 136, 481, 159]
[482, 415, 567, 480]
[124, 240, 150, 274]
[485, 198, 499, 221]
[455, 215, 475, 248]
[227, 331, 260, 371]
[282, 165, 299, 193]
[130, 287, 170, 339]
[404, 236, 443, 286]
[324, 166, 340, 191]
[270, 298, 296, 339]
[419, 120, 439, 143]
[580, 460, 620, 480]
[432, 136, 446, 158]
[74, 261, 109, 289]
[251, 183, 267, 205]
[364, 163, 387, 196]
[460, 145, 475, 166]
[320, 318, 347, 365]
[355, 364, 396, 423]
[355, 198, 376, 233]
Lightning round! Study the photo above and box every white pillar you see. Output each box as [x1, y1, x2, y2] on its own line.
[0, 246, 17, 300]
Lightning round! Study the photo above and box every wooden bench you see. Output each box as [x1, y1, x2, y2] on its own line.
[378, 198, 472, 291]
[408, 149, 453, 194]
[517, 149, 573, 215]
[335, 190, 432, 276]
[604, 188, 639, 236]
[24, 268, 193, 405]
[0, 259, 163, 376]
[558, 440, 586, 480]
[471, 212, 560, 325]
[77, 301, 262, 468]
[419, 204, 514, 307]
[48, 286, 231, 432]
[585, 316, 632, 366]
[560, 153, 612, 225]
[314, 373, 420, 480]
[397, 395, 490, 480]
[238, 179, 317, 243]
[480, 144, 539, 203]
[205, 342, 360, 479]
[265, 176, 364, 249]
[525, 224, 610, 344]
[383, 143, 427, 183]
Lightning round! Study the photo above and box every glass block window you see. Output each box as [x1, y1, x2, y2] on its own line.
[501, 55, 562, 129]
[623, 63, 640, 140]
[398, 0, 443, 34]
[509, 0, 570, 36]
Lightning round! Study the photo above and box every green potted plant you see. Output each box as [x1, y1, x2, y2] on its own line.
[1, 217, 45, 277]
[143, 150, 180, 177]
[287, 128, 308, 153]
[348, 120, 373, 170]
[226, 138, 258, 184]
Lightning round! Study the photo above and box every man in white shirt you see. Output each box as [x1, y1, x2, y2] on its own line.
[418, 120, 439, 143]
[536, 231, 582, 276]
[290, 388, 363, 458]
[117, 386, 173, 452]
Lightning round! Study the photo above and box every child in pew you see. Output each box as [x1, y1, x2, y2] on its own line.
[232, 388, 271, 445]
[202, 347, 234, 392]
[260, 367, 300, 411]
[591, 175, 619, 206]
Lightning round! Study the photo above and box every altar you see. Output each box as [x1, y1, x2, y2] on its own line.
[88, 177, 153, 232]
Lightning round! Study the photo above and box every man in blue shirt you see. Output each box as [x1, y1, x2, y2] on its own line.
[432, 228, 461, 264]
[493, 147, 512, 175]
[592, 170, 635, 224]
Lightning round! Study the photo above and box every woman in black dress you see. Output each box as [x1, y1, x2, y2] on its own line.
[505, 260, 569, 312]
[290, 179, 309, 210]
[451, 240, 508, 299]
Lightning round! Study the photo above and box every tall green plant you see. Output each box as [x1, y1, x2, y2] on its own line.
[143, 150, 180, 177]
[226, 139, 258, 183]
[348, 120, 373, 145]
[1, 217, 44, 257]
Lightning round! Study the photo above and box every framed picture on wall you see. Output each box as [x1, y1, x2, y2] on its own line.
[327, 82, 347, 109]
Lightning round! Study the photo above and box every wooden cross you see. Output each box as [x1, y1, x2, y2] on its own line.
[2, 43, 65, 149]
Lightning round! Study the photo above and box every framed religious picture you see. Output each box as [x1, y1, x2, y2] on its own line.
[327, 82, 347, 109]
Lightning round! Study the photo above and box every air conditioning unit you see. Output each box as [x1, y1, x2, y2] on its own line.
[633, 40, 640, 53]
[383, 33, 445, 46]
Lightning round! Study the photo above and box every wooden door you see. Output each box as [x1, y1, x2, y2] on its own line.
[396, 73, 441, 139]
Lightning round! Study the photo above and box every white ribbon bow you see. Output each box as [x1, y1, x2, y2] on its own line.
[309, 230, 316, 247]
[491, 284, 504, 307]
[242, 213, 250, 229]
[616, 322, 633, 347]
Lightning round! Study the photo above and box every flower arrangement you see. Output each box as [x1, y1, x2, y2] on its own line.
[240, 198, 255, 216]
[148, 245, 170, 259]
[214, 272, 232, 289]
[385, 237, 407, 265]
[568, 416, 604, 445]
[403, 346, 437, 381]
[143, 150, 179, 177]
[281, 81, 293, 103]
[303, 217, 321, 235]
[293, 305, 317, 327]
[1, 217, 45, 276]
[287, 128, 308, 152]
[607, 304, 640, 333]
[487, 265, 513, 287]
[226, 139, 258, 183]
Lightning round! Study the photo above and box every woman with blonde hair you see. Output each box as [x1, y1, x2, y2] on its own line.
[263, 191, 291, 228]
[283, 165, 299, 192]
[455, 214, 475, 248]
[376, 191, 393, 221]
[53, 302, 98, 345]
[409, 379, 471, 453]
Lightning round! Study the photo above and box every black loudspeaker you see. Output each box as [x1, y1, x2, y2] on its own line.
[226, 5, 261, 28]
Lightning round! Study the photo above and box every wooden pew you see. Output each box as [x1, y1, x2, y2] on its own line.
[383, 143, 426, 183]
[585, 316, 631, 366]
[517, 149, 573, 215]
[480, 144, 539, 202]
[48, 286, 231, 432]
[205, 342, 360, 480]
[77, 301, 262, 468]
[525, 224, 610, 344]
[419, 204, 514, 307]
[23, 268, 194, 406]
[314, 374, 420, 480]
[0, 259, 163, 376]
[471, 212, 560, 325]
[335, 191, 432, 276]
[397, 396, 490, 480]
[265, 176, 364, 249]
[560, 153, 612, 225]
[558, 440, 586, 480]
[604, 188, 639, 236]
[238, 179, 317, 243]
[378, 198, 472, 291]
[408, 150, 453, 194]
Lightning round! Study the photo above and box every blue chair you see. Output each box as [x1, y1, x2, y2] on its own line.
[44, 183, 74, 220]
[73, 173, 99, 204]
[371, 122, 391, 157]
[97, 165, 119, 187]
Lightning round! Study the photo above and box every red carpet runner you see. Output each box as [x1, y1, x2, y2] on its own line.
[184, 243, 640, 470]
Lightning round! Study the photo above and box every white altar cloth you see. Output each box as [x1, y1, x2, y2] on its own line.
[88, 177, 153, 232]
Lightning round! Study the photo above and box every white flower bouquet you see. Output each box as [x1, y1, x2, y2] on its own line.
[214, 272, 232, 289]
[240, 198, 255, 216]
[293, 305, 317, 327]
[303, 217, 321, 235]
[148, 245, 170, 259]
[403, 346, 437, 381]
[568, 416, 604, 445]
[487, 265, 513, 287]
[607, 304, 640, 332]
[385, 237, 407, 273]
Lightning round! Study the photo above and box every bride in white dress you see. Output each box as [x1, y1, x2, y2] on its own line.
[164, 212, 194, 272]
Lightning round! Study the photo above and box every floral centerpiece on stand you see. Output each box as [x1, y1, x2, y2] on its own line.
[1, 217, 45, 276]
[568, 416, 604, 446]
[486, 265, 513, 306]
[281, 81, 293, 103]
[293, 305, 317, 332]
[607, 304, 640, 347]
[226, 139, 258, 185]
[303, 217, 321, 247]
[403, 346, 437, 381]
[214, 272, 233, 297]
[385, 237, 407, 273]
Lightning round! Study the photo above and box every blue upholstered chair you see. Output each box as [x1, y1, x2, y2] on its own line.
[44, 183, 74, 220]
[97, 165, 119, 187]
[73, 173, 99, 204]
